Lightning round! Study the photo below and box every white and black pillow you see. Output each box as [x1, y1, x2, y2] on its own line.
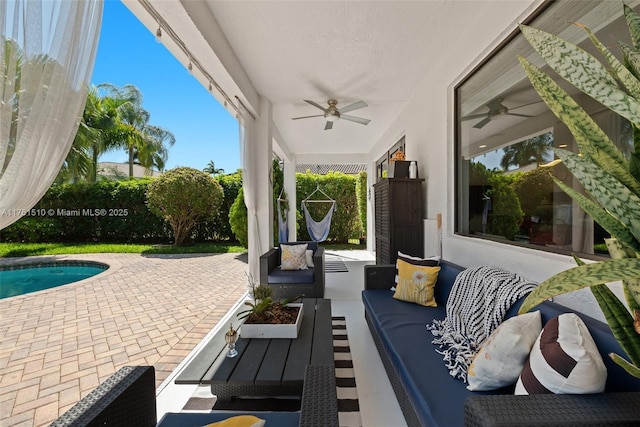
[515, 313, 607, 395]
[394, 251, 440, 287]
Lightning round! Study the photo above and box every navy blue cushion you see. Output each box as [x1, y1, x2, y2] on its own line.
[157, 412, 299, 427]
[363, 289, 515, 427]
[268, 267, 315, 284]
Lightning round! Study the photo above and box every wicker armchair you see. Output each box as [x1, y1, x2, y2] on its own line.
[259, 241, 325, 299]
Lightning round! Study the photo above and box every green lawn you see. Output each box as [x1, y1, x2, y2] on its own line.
[0, 241, 366, 257]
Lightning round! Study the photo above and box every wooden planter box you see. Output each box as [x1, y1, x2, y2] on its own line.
[240, 303, 303, 339]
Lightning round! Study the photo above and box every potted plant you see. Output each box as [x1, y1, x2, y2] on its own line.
[238, 276, 304, 339]
[516, 3, 640, 378]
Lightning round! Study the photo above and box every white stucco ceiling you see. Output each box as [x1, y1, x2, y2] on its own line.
[125, 0, 536, 162]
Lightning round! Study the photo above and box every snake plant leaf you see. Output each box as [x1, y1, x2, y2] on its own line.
[555, 148, 640, 241]
[591, 284, 640, 366]
[520, 24, 640, 127]
[620, 42, 640, 81]
[551, 176, 640, 253]
[606, 238, 640, 311]
[631, 152, 640, 183]
[625, 3, 640, 51]
[610, 352, 640, 378]
[581, 24, 640, 98]
[517, 57, 640, 196]
[518, 258, 640, 314]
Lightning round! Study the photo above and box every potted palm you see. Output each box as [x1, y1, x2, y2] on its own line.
[516, 3, 640, 378]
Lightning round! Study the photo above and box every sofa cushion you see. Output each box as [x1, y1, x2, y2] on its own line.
[395, 251, 440, 288]
[205, 415, 265, 427]
[268, 266, 315, 284]
[392, 259, 440, 307]
[515, 313, 607, 395]
[467, 311, 542, 391]
[280, 243, 308, 270]
[158, 412, 298, 427]
[362, 289, 517, 427]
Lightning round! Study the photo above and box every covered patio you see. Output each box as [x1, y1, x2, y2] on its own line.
[4, 0, 638, 425]
[121, 0, 595, 313]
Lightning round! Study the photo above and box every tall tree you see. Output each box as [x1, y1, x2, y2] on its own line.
[500, 133, 553, 171]
[102, 84, 176, 177]
[203, 160, 225, 176]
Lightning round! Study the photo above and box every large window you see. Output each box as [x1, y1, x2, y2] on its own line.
[455, 0, 637, 257]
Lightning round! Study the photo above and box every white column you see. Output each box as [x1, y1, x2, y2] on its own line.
[246, 99, 273, 279]
[283, 157, 297, 242]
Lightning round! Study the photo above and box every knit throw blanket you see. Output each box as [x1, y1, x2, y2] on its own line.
[427, 266, 537, 382]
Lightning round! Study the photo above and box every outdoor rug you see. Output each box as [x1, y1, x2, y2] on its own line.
[182, 317, 362, 427]
[325, 259, 349, 273]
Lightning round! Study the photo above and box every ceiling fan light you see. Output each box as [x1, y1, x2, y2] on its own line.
[325, 111, 339, 122]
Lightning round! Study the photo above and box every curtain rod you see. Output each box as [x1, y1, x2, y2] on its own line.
[138, 0, 255, 120]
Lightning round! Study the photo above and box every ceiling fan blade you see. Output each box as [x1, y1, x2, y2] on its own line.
[507, 113, 534, 118]
[339, 100, 367, 114]
[509, 100, 544, 110]
[304, 100, 327, 111]
[292, 114, 324, 120]
[324, 121, 333, 130]
[341, 114, 370, 125]
[473, 117, 492, 129]
[462, 113, 490, 121]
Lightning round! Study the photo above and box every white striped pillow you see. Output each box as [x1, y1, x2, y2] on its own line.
[515, 313, 606, 395]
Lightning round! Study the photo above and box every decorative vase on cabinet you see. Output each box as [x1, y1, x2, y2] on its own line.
[374, 178, 424, 264]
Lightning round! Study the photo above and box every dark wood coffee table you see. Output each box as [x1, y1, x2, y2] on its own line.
[209, 298, 333, 401]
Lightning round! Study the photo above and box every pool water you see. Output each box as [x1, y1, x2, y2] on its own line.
[0, 262, 109, 299]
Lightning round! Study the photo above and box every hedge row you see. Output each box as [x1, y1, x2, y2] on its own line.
[1, 176, 242, 243]
[2, 171, 364, 244]
[296, 172, 362, 243]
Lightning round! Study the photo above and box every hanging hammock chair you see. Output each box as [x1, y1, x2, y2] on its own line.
[301, 185, 337, 242]
[277, 196, 289, 243]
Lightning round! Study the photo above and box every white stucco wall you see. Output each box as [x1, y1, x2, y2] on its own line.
[368, 0, 610, 321]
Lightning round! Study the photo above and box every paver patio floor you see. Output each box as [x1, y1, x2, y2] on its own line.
[0, 252, 248, 427]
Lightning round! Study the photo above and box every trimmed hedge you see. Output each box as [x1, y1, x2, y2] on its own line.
[1, 178, 236, 244]
[297, 171, 360, 243]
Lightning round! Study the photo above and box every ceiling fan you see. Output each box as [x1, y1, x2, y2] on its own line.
[292, 99, 371, 130]
[462, 98, 537, 129]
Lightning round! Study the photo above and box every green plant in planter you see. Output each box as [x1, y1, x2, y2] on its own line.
[238, 274, 302, 324]
[516, 4, 640, 378]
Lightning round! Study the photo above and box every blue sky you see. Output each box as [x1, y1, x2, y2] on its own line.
[92, 0, 240, 174]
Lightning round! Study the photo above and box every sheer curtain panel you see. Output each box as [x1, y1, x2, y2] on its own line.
[238, 105, 262, 281]
[0, 0, 103, 230]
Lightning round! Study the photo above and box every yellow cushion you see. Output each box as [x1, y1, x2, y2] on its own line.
[204, 415, 265, 427]
[392, 258, 440, 306]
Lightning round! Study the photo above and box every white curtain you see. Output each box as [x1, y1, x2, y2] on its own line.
[0, 0, 103, 230]
[238, 104, 262, 281]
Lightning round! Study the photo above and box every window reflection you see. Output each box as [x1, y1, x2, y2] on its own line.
[455, 0, 638, 258]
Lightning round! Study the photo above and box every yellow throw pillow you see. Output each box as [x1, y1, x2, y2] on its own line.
[204, 415, 265, 427]
[393, 258, 440, 306]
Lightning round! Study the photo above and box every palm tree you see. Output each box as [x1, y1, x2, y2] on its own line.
[203, 160, 225, 176]
[102, 84, 176, 177]
[500, 133, 553, 171]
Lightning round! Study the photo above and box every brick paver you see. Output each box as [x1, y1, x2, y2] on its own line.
[0, 252, 248, 427]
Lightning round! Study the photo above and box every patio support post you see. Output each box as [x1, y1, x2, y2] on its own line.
[245, 98, 274, 280]
[283, 157, 297, 242]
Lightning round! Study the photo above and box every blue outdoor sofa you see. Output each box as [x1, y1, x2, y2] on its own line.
[363, 260, 640, 427]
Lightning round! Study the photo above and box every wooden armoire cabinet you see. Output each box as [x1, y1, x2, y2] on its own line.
[374, 178, 424, 264]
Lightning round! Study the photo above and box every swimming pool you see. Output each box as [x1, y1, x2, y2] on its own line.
[0, 261, 109, 299]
